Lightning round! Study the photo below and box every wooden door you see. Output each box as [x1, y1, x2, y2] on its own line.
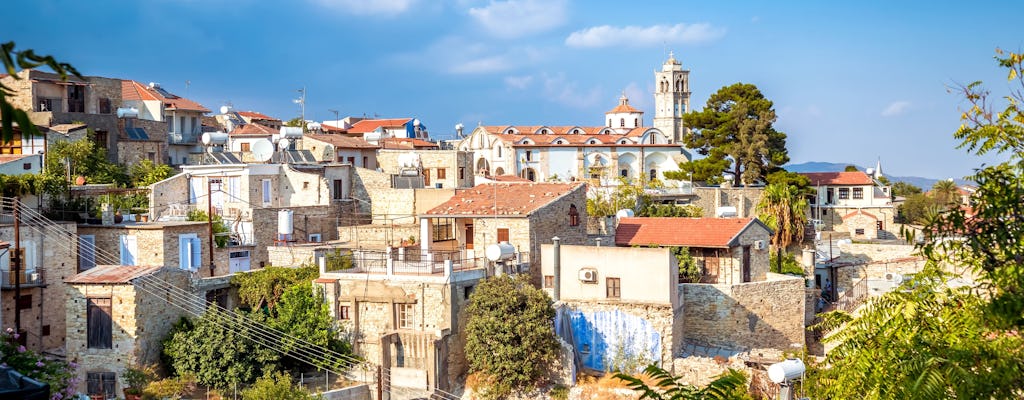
[465, 224, 474, 250]
[742, 246, 751, 283]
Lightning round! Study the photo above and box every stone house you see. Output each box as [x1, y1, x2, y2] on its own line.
[346, 118, 429, 140]
[376, 149, 475, 190]
[0, 221, 79, 353]
[316, 250, 492, 392]
[541, 244, 681, 371]
[149, 162, 354, 269]
[802, 171, 894, 237]
[65, 265, 193, 399]
[615, 217, 772, 285]
[236, 111, 282, 131]
[301, 134, 379, 168]
[418, 182, 589, 286]
[121, 80, 209, 166]
[226, 123, 278, 153]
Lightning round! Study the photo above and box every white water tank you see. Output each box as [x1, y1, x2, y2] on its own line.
[280, 126, 303, 139]
[767, 358, 806, 383]
[715, 206, 737, 218]
[116, 107, 139, 118]
[398, 152, 422, 169]
[615, 209, 635, 220]
[201, 131, 228, 146]
[277, 210, 294, 236]
[486, 242, 515, 261]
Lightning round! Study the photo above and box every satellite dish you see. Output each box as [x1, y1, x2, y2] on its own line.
[219, 105, 231, 115]
[413, 118, 421, 127]
[251, 139, 274, 162]
[277, 138, 290, 151]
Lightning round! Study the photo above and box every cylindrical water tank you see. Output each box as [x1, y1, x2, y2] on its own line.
[615, 209, 635, 220]
[116, 107, 139, 118]
[280, 126, 304, 139]
[485, 242, 515, 261]
[767, 359, 806, 383]
[277, 210, 294, 236]
[201, 131, 228, 145]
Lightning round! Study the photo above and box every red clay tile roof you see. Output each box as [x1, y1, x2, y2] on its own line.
[0, 154, 33, 163]
[843, 209, 878, 220]
[606, 103, 642, 114]
[801, 172, 874, 186]
[229, 123, 277, 136]
[423, 182, 583, 217]
[380, 137, 439, 149]
[237, 111, 279, 121]
[615, 217, 767, 248]
[65, 265, 164, 284]
[121, 80, 210, 112]
[306, 134, 378, 149]
[321, 123, 348, 133]
[487, 174, 532, 182]
[347, 118, 412, 134]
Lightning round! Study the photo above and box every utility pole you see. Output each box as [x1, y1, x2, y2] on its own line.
[12, 201, 21, 334]
[207, 178, 215, 276]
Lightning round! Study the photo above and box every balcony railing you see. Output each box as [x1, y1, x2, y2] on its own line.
[1, 269, 43, 288]
[323, 248, 512, 276]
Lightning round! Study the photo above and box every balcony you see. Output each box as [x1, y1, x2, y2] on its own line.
[321, 248, 520, 277]
[1, 269, 43, 289]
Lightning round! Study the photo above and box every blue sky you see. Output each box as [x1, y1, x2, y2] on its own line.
[7, 0, 1021, 180]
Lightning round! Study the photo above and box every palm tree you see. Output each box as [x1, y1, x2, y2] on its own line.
[615, 365, 750, 400]
[756, 183, 809, 253]
[930, 179, 960, 206]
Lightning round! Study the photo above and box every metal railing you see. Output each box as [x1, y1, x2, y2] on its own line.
[1, 269, 43, 287]
[834, 276, 869, 313]
[324, 248, 504, 276]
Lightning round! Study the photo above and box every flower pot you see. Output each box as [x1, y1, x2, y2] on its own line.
[114, 212, 124, 224]
[124, 389, 143, 400]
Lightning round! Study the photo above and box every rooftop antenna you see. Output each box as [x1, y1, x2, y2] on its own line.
[328, 109, 340, 128]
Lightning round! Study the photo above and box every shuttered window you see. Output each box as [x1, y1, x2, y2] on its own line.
[497, 228, 509, 243]
[87, 372, 116, 398]
[87, 298, 112, 349]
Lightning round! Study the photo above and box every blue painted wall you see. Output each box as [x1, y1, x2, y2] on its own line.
[555, 307, 661, 373]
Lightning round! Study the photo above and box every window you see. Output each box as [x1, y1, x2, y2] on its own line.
[437, 168, 446, 179]
[347, 157, 355, 165]
[464, 285, 474, 300]
[838, 188, 850, 200]
[166, 116, 174, 132]
[620, 118, 625, 127]
[119, 235, 137, 266]
[432, 218, 455, 241]
[87, 298, 112, 349]
[855, 228, 865, 235]
[544, 275, 554, 288]
[620, 169, 628, 177]
[87, 372, 116, 399]
[397, 304, 415, 329]
[362, 156, 368, 167]
[568, 204, 580, 226]
[634, 118, 639, 127]
[191, 117, 198, 134]
[338, 305, 350, 320]
[525, 150, 533, 161]
[606, 278, 621, 298]
[22, 162, 31, 170]
[240, 142, 251, 152]
[650, 169, 657, 179]
[303, 181, 309, 189]
[67, 85, 85, 112]
[608, 119, 612, 126]
[16, 294, 31, 310]
[333, 180, 345, 200]
[458, 167, 465, 180]
[179, 116, 186, 133]
[852, 187, 864, 199]
[262, 179, 272, 204]
[98, 98, 112, 114]
[497, 228, 509, 243]
[178, 234, 201, 270]
[497, 146, 502, 158]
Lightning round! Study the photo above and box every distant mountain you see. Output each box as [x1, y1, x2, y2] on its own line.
[784, 161, 964, 190]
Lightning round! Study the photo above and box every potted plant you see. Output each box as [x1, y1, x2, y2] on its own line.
[122, 363, 156, 400]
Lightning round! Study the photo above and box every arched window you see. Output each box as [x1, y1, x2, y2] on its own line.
[497, 146, 502, 158]
[620, 118, 625, 127]
[568, 204, 579, 226]
[620, 169, 628, 177]
[676, 79, 683, 91]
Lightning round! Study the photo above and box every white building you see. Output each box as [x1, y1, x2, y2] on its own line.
[456, 55, 693, 184]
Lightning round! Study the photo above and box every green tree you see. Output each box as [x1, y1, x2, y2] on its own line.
[40, 134, 128, 197]
[898, 192, 941, 224]
[264, 283, 353, 370]
[930, 179, 960, 206]
[756, 183, 807, 254]
[843, 165, 859, 172]
[464, 274, 560, 399]
[672, 246, 702, 283]
[232, 265, 320, 310]
[675, 83, 789, 186]
[615, 365, 751, 400]
[805, 49, 1024, 399]
[891, 181, 922, 197]
[186, 209, 231, 248]
[130, 159, 174, 187]
[1, 41, 80, 144]
[241, 372, 322, 400]
[587, 176, 652, 216]
[162, 310, 281, 390]
[765, 170, 812, 194]
[638, 203, 703, 217]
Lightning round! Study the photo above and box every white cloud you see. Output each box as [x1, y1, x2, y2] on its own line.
[392, 36, 547, 75]
[622, 82, 650, 112]
[541, 72, 602, 109]
[565, 23, 726, 48]
[309, 0, 418, 15]
[504, 75, 534, 90]
[468, 0, 568, 38]
[881, 101, 911, 117]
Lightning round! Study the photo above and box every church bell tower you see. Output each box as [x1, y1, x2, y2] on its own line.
[653, 52, 691, 143]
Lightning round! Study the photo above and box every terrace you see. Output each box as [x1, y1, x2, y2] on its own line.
[319, 247, 526, 279]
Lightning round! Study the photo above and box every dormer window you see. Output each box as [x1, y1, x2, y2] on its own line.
[540, 129, 549, 134]
[572, 129, 580, 135]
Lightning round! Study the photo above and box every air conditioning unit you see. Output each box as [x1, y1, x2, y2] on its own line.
[752, 240, 766, 250]
[885, 272, 903, 283]
[579, 268, 597, 283]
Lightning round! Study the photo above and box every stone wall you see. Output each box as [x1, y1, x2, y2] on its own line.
[0, 222, 79, 352]
[65, 268, 192, 396]
[524, 184, 588, 285]
[117, 140, 165, 167]
[377, 150, 475, 189]
[338, 224, 420, 247]
[252, 205, 342, 268]
[352, 168, 392, 216]
[0, 70, 34, 111]
[680, 273, 805, 354]
[321, 384, 371, 400]
[670, 355, 751, 387]
[149, 173, 189, 218]
[76, 222, 212, 272]
[691, 187, 764, 218]
[266, 244, 320, 267]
